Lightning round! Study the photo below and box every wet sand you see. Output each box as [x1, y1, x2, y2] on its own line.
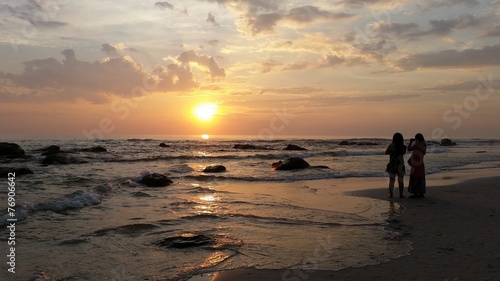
[191, 166, 500, 281]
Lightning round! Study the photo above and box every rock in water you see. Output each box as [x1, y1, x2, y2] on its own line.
[159, 143, 170, 147]
[155, 234, 215, 249]
[440, 138, 457, 146]
[0, 142, 26, 158]
[140, 173, 173, 187]
[80, 146, 107, 152]
[233, 144, 257, 149]
[41, 153, 88, 165]
[233, 144, 268, 150]
[274, 157, 310, 170]
[203, 165, 226, 173]
[283, 144, 307, 150]
[38, 145, 61, 156]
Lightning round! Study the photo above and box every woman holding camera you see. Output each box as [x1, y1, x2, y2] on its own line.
[408, 133, 427, 198]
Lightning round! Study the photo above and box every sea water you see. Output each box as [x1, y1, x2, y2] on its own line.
[1, 138, 500, 280]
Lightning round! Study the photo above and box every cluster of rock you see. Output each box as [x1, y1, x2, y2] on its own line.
[0, 142, 114, 177]
[39, 145, 107, 165]
[0, 143, 33, 177]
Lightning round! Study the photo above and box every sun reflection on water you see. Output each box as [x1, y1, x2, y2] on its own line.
[200, 251, 230, 268]
[194, 194, 220, 215]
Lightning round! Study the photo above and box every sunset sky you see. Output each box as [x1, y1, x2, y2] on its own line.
[1, 0, 499, 140]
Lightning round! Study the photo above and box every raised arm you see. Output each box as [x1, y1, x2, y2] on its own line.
[385, 144, 394, 155]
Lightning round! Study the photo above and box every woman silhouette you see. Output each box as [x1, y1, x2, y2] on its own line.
[385, 133, 407, 198]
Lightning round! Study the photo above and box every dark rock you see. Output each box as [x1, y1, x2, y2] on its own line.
[38, 145, 61, 156]
[202, 165, 226, 173]
[233, 144, 267, 150]
[274, 157, 310, 170]
[140, 173, 173, 187]
[155, 234, 215, 249]
[80, 146, 107, 153]
[41, 153, 88, 165]
[159, 143, 170, 148]
[233, 144, 257, 149]
[283, 144, 307, 150]
[440, 138, 456, 146]
[0, 167, 33, 178]
[0, 142, 26, 158]
[132, 191, 152, 197]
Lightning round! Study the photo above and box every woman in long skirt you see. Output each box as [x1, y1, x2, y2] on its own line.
[408, 133, 427, 198]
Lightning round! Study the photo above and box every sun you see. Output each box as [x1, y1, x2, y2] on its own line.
[193, 103, 218, 122]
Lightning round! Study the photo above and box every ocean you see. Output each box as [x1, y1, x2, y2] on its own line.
[1, 137, 500, 280]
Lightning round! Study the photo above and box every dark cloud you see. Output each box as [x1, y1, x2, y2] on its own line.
[0, 49, 212, 103]
[395, 44, 500, 71]
[338, 0, 391, 8]
[198, 0, 280, 13]
[101, 44, 118, 56]
[408, 14, 486, 38]
[375, 22, 420, 37]
[177, 50, 226, 78]
[320, 54, 368, 67]
[247, 13, 282, 35]
[424, 0, 479, 9]
[483, 25, 500, 37]
[195, 1, 353, 35]
[207, 12, 219, 26]
[359, 39, 397, 61]
[207, 39, 220, 46]
[286, 6, 353, 23]
[247, 5, 355, 35]
[3, 0, 68, 28]
[371, 14, 491, 41]
[155, 2, 174, 10]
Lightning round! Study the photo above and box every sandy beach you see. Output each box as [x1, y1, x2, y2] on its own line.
[190, 166, 500, 281]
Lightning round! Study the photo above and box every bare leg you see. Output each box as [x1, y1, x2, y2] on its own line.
[388, 176, 395, 198]
[397, 175, 404, 198]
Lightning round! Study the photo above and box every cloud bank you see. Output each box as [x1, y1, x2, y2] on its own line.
[0, 48, 226, 103]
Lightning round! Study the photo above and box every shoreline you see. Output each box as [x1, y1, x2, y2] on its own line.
[189, 166, 500, 281]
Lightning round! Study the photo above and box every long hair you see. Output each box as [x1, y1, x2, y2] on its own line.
[392, 132, 406, 155]
[415, 133, 426, 144]
[414, 133, 427, 154]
